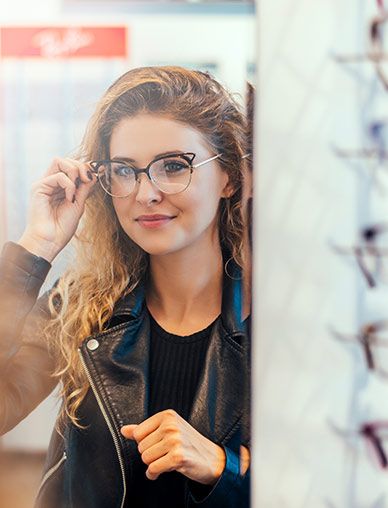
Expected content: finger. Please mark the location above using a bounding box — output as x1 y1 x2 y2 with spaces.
73 170 98 206
44 157 93 187
137 427 163 454
64 158 95 184
121 424 138 439
34 172 77 203
44 157 77 179
130 411 171 443
140 440 170 466
240 445 250 475
145 453 176 481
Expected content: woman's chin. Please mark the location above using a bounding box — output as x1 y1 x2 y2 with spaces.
135 239 184 257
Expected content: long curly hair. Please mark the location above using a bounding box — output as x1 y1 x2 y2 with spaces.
43 65 253 430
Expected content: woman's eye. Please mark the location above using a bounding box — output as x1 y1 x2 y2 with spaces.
113 165 133 177
163 160 188 172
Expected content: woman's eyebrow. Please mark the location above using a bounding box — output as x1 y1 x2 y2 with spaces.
111 150 185 163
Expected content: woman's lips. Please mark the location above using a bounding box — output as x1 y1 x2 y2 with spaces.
135 215 176 229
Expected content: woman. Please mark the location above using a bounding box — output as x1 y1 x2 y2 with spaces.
0 66 251 507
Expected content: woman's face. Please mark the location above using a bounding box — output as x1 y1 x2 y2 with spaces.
109 113 230 257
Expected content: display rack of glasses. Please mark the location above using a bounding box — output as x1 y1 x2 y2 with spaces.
328 1 388 505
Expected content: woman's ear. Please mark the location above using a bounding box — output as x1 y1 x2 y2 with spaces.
221 177 235 199
222 188 233 199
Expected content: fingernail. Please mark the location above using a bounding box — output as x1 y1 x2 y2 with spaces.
87 171 93 181
72 195 76 203
75 177 81 189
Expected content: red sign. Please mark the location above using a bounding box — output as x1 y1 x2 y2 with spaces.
0 26 128 58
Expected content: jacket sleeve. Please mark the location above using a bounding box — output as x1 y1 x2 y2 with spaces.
186 445 250 507
0 241 58 435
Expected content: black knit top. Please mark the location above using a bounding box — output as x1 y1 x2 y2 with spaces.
127 310 218 508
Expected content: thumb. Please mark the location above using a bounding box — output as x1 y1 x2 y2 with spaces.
121 424 138 439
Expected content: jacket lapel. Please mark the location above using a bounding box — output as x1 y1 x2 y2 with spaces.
188 259 249 448
80 281 151 472
187 319 247 447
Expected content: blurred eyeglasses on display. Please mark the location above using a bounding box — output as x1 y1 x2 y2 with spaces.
330 223 388 288
332 1 388 91
329 419 388 470
330 320 388 379
331 120 388 192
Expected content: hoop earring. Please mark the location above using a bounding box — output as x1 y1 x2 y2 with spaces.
224 257 242 281
112 230 120 243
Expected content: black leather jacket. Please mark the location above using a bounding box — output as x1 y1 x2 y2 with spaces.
0 241 250 508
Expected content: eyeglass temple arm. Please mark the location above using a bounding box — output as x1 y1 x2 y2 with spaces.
192 152 251 169
192 153 222 168
354 247 377 288
360 330 375 370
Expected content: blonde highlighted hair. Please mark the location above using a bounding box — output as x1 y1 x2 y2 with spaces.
43 66 253 430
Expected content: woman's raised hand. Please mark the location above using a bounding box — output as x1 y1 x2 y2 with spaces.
18 157 97 263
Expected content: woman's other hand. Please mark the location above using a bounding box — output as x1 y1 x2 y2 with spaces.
121 409 249 484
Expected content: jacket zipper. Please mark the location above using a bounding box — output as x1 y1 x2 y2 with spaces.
37 450 67 494
78 348 127 508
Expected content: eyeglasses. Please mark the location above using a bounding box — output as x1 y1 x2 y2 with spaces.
329 419 388 470
370 6 388 91
332 119 388 187
331 123 388 199
89 152 214 197
89 152 250 198
330 223 388 288
332 1 388 91
326 418 388 507
330 320 388 379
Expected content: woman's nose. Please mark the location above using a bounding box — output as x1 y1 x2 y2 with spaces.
134 173 162 205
